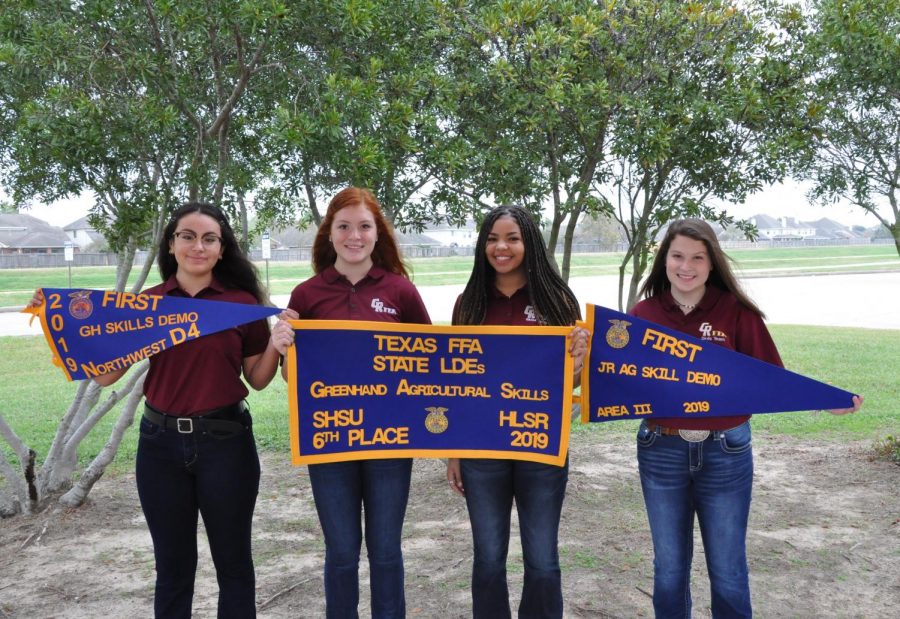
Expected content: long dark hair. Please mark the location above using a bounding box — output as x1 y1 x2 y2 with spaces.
158 202 268 304
639 218 764 317
454 205 581 326
312 187 410 279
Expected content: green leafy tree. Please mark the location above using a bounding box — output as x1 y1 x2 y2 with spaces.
599 0 807 309
802 0 900 256
433 0 620 280
0 0 291 514
260 0 453 233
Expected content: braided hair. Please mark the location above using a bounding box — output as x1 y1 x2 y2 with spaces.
454 205 581 326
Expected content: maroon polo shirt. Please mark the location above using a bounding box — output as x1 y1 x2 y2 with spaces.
453 285 541 326
288 265 431 324
142 276 271 415
630 286 783 430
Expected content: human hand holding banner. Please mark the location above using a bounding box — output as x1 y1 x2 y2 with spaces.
580 304 857 423
286 320 575 466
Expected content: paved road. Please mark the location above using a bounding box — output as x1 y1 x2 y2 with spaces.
3 271 898 337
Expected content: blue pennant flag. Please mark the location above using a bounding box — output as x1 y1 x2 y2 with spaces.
24 288 281 381
580 304 857 423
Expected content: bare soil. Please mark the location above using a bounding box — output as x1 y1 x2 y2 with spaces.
1 432 898 618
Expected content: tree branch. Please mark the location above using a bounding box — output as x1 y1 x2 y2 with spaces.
142 0 204 135
205 34 269 140
60 371 147 508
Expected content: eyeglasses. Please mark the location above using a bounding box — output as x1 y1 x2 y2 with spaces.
172 231 222 247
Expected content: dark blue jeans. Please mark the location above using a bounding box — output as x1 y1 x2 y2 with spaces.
135 410 260 619
636 421 754 619
460 458 568 619
308 458 413 619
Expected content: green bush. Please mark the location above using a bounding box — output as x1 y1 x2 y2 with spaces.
873 435 900 465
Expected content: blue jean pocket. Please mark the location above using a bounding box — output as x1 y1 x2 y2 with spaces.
636 422 657 448
720 422 752 453
139 416 163 440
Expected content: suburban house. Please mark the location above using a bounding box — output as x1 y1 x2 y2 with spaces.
746 215 867 241
419 218 478 248
749 215 817 239
0 213 70 254
63 216 104 250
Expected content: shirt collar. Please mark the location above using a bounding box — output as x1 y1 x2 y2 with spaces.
162 274 225 296
489 283 529 300
321 264 387 285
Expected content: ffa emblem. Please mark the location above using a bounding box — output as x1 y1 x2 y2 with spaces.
68 290 94 320
424 406 449 434
606 319 630 349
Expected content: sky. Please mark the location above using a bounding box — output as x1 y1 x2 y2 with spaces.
8 179 881 230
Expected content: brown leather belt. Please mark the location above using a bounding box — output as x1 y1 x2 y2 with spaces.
646 421 682 436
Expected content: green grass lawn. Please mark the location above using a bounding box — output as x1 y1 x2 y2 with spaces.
2 323 897 474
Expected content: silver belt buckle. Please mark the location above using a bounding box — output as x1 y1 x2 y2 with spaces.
678 429 710 442
176 418 193 433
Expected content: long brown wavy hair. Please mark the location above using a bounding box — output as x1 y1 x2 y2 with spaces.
158 202 268 304
639 218 764 317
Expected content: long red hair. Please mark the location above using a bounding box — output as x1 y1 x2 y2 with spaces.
312 187 410 278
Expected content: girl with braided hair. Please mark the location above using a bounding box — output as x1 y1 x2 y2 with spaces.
446 205 588 619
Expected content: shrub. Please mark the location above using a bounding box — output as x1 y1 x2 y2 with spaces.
872 435 900 465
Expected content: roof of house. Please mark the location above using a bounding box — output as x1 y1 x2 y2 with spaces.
0 213 70 249
63 216 93 230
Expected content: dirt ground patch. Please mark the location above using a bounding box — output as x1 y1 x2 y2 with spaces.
1 433 898 618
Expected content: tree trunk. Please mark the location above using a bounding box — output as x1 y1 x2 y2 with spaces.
238 193 250 253
625 225 650 311
626 249 643 311
35 380 90 496
0 487 16 517
560 209 581 283
114 241 137 291
546 209 564 257
617 244 635 312
45 381 103 494
131 215 164 294
0 415 36 515
57 367 146 479
60 370 147 507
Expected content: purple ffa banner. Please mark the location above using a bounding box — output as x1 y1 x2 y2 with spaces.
580 304 857 423
24 288 280 381
286 320 575 466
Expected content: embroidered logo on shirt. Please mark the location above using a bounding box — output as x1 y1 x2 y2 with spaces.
698 321 727 342
523 305 538 322
371 298 399 315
